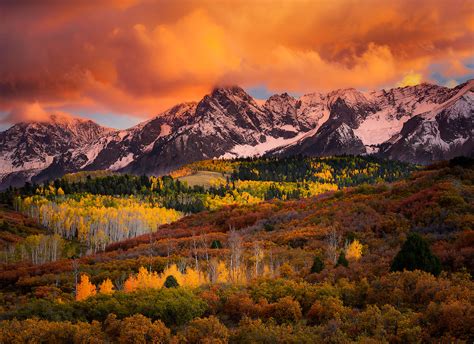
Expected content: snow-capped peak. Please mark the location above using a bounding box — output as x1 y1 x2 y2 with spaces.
1 80 472 189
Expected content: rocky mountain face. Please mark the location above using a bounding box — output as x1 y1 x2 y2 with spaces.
379 82 473 164
34 102 198 183
0 114 112 188
1 81 472 189
123 87 275 175
273 82 472 158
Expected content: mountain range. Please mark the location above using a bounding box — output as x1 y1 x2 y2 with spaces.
1 80 473 189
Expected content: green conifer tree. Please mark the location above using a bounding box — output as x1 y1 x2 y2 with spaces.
336 251 349 267
164 275 179 288
310 256 325 273
391 232 441 276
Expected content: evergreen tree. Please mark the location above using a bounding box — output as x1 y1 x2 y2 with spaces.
263 223 275 232
310 256 325 273
390 232 441 276
164 275 179 288
336 251 349 267
210 240 223 249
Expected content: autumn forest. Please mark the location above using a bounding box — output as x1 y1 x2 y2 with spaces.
0 156 472 343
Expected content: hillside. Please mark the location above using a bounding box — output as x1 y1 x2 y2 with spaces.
0 158 472 342
1 156 414 255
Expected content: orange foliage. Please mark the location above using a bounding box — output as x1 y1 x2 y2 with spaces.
76 275 96 301
123 264 207 292
99 278 114 295
123 275 139 293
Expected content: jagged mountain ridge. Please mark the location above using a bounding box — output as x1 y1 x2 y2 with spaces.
0 114 113 188
33 102 198 183
271 82 471 157
0 80 472 189
379 81 474 164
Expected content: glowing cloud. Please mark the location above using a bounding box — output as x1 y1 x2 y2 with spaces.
0 0 472 123
0 102 49 124
396 72 424 87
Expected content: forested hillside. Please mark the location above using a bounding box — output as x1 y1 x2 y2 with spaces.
0 157 472 342
0 156 415 256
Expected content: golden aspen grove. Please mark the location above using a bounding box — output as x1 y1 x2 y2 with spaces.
15 195 181 253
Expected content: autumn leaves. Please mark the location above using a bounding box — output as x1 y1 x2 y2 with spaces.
76 261 250 301
76 276 114 301
75 275 97 301
75 239 363 302
16 194 181 253
123 265 203 292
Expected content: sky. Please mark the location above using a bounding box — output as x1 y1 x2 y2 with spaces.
0 0 473 130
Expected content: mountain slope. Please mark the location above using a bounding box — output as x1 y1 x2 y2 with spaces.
379 81 474 164
0 81 472 189
0 160 472 342
0 114 112 187
123 87 277 175
33 103 198 183
273 82 469 157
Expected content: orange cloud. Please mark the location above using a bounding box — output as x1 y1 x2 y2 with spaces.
396 72 424 87
0 102 49 124
0 102 77 124
0 0 472 122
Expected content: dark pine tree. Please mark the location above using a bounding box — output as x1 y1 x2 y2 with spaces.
310 256 325 273
390 232 441 276
336 251 349 267
210 240 223 249
164 275 179 288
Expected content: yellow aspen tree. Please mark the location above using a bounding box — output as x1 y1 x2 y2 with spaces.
216 261 230 283
346 239 363 260
48 185 56 195
99 278 115 295
182 267 205 288
76 275 97 301
136 266 163 289
123 267 165 292
262 264 272 278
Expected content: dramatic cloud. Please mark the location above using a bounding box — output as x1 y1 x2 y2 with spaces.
0 0 473 124
396 72 423 87
0 102 78 125
0 102 50 124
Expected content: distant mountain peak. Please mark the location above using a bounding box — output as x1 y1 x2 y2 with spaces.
1 81 472 189
266 92 296 102
210 85 249 98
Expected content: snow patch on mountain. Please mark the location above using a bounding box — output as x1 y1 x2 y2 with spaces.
219 138 276 158
422 81 474 120
0 153 55 173
354 111 411 145
109 153 135 170
220 131 312 158
159 124 172 137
